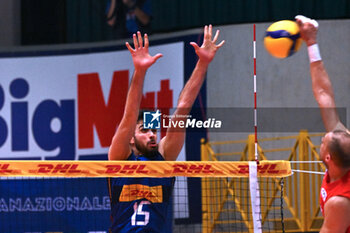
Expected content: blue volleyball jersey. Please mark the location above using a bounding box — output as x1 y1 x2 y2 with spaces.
108 151 175 233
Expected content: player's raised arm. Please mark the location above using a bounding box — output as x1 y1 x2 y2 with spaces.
296 15 347 132
108 32 162 160
158 25 225 161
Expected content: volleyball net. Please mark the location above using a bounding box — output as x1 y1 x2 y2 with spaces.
0 160 291 233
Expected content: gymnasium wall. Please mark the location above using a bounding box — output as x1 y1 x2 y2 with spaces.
0 0 21 46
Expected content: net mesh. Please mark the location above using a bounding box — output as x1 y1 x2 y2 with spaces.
0 161 289 233
201 177 285 233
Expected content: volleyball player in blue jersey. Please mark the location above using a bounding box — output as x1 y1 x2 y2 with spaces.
107 25 224 232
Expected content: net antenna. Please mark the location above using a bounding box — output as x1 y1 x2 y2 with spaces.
249 24 263 233
253 24 258 164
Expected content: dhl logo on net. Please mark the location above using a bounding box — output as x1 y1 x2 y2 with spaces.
0 163 288 176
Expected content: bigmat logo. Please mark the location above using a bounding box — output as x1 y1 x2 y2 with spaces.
0 42 184 160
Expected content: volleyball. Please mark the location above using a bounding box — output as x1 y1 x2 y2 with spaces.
264 20 302 59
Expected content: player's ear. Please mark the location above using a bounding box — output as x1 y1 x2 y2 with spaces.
130 136 135 145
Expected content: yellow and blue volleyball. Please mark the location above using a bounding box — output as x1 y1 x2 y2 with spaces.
264 20 302 59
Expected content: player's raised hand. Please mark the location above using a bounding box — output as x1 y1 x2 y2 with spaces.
126 31 163 71
295 15 318 46
190 25 225 64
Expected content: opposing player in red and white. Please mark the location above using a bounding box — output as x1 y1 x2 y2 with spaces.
296 15 350 233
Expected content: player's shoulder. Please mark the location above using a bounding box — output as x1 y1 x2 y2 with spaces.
323 196 350 232
326 195 350 209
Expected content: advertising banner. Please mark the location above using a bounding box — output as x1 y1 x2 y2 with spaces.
0 41 186 231
0 42 184 161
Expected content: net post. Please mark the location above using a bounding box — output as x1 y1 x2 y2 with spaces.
201 138 209 161
248 134 256 161
201 138 210 233
298 130 310 231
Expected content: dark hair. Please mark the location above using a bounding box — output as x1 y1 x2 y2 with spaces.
137 110 144 122
328 130 350 168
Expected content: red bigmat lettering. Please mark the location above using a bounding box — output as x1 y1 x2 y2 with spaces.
140 92 155 110
157 80 173 138
78 71 128 148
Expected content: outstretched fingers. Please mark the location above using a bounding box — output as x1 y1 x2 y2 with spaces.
208 24 212 40
153 53 163 62
210 28 225 48
144 34 149 48
137 31 143 48
216 40 225 48
132 33 138 49
125 42 134 53
126 32 149 52
212 29 220 43
190 42 200 52
204 25 209 40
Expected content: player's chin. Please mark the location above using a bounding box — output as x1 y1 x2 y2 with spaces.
148 144 158 151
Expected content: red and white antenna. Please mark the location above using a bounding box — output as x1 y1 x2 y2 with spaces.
253 24 259 163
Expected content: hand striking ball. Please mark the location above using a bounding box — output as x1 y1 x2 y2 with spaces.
264 20 302 59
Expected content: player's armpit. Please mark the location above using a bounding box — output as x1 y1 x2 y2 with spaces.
332 121 348 132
